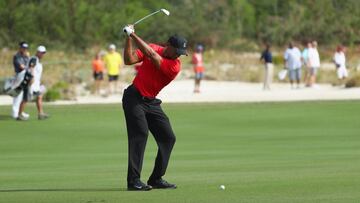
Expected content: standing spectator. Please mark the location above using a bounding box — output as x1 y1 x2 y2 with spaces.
104 44 123 94
307 41 321 87
284 42 302 89
29 46 49 120
302 41 312 86
12 42 30 120
92 52 105 95
192 44 205 93
333 45 348 84
260 43 273 90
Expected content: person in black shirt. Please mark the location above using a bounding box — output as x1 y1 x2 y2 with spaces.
12 42 30 120
260 43 273 90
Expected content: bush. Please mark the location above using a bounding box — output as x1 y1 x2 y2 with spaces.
44 88 61 101
52 81 70 90
43 81 73 101
272 55 283 66
345 73 360 88
0 78 5 94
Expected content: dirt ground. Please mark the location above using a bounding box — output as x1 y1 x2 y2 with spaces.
1 80 359 106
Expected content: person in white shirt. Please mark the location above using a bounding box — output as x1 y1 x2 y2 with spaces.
302 42 312 86
28 45 49 120
333 45 348 83
284 42 302 88
307 41 321 87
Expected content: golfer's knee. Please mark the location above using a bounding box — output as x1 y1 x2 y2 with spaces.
168 133 176 145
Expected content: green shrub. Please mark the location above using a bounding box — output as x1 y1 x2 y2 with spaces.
345 73 360 88
52 81 70 90
43 81 73 101
272 55 283 66
44 88 61 101
0 78 5 94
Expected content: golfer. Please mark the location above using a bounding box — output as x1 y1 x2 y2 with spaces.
122 24 187 191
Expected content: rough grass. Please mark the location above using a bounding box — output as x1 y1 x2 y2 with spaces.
0 101 360 203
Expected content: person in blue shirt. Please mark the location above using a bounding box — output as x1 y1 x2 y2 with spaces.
260 43 273 90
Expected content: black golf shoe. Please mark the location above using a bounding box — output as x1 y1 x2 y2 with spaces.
147 179 177 189
127 179 152 191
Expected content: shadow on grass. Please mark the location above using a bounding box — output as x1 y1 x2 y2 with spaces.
0 188 128 192
0 114 13 120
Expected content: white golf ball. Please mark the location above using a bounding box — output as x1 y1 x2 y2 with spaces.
219 185 225 190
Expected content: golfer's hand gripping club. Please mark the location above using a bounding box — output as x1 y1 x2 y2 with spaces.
123 25 135 36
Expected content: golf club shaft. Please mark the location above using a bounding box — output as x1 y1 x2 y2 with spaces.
134 10 160 25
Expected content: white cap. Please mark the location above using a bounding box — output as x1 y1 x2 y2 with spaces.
37 45 46 53
109 44 116 50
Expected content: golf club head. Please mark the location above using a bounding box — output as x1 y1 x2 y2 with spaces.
161 9 170 16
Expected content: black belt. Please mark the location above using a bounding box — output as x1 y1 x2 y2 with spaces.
128 84 156 102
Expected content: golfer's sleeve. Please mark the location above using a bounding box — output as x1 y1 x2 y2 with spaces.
160 59 180 79
135 49 144 61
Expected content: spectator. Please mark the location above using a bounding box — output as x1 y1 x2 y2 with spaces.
302 41 312 86
104 44 123 94
284 42 302 89
192 44 205 93
333 45 348 85
92 52 105 95
12 42 30 120
307 41 321 87
260 43 273 90
28 45 49 120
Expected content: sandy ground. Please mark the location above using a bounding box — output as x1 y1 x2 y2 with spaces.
1 80 360 106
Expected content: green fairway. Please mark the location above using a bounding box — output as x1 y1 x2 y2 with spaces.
0 101 360 203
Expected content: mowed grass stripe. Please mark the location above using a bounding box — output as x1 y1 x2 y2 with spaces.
0 101 359 203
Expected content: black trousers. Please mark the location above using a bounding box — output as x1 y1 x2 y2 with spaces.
122 85 176 184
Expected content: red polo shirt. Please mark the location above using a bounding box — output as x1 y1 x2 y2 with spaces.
133 44 181 98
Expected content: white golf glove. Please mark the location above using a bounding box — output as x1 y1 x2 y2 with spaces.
123 25 134 36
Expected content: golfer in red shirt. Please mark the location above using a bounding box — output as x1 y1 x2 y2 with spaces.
123 25 187 191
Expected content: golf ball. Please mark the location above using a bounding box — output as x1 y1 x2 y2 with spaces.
220 185 225 190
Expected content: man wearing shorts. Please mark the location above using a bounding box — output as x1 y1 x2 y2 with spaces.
92 52 105 95
284 42 302 89
302 41 312 86
307 41 321 87
18 46 49 120
192 44 204 93
122 24 187 191
28 46 49 120
104 44 123 94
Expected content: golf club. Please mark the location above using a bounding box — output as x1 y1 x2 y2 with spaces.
133 8 170 25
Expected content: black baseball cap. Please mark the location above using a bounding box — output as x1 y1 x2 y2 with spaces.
19 41 29 49
168 35 188 56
